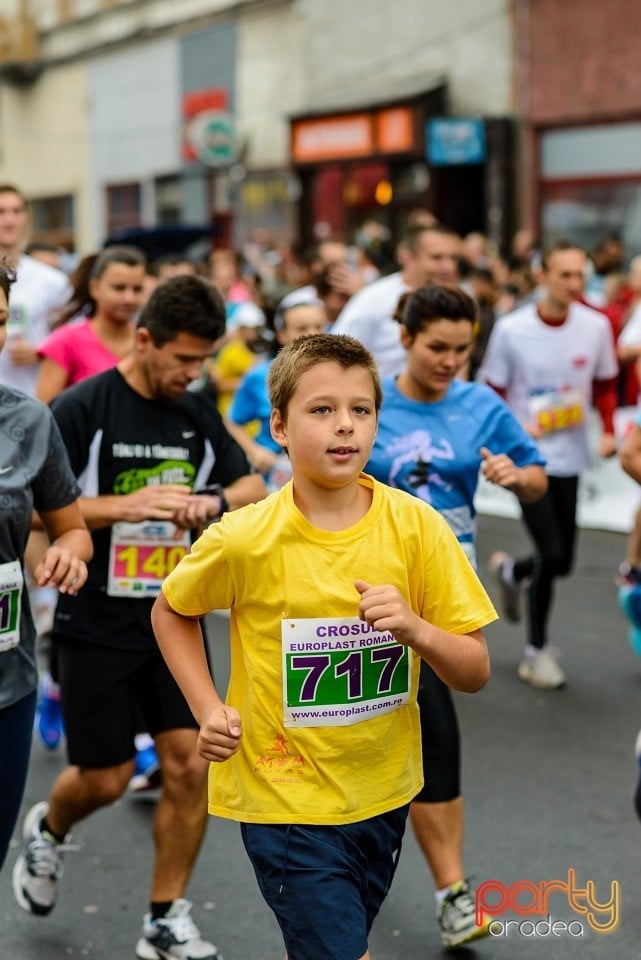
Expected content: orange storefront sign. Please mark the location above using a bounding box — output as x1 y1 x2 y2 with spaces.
292 114 374 163
376 107 415 153
292 106 416 164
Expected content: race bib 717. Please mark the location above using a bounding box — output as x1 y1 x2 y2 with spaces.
282 616 411 728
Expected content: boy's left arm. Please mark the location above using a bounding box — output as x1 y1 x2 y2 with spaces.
355 579 490 692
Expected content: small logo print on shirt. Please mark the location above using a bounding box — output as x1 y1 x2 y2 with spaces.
572 356 588 368
182 430 196 439
254 733 305 784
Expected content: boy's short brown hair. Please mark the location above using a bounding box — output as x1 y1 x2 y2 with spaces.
267 333 382 418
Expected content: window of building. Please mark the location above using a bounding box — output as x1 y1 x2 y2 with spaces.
312 162 390 240
155 175 183 226
106 182 142 234
541 179 641 258
235 170 296 247
30 193 74 249
540 123 641 259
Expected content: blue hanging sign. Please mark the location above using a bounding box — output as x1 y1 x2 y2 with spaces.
426 117 486 166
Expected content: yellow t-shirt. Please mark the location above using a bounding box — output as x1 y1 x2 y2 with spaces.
212 340 256 415
162 474 497 825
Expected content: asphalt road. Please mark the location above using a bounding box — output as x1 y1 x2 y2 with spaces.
2 515 640 960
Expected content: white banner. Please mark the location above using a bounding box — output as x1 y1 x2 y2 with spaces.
475 410 640 534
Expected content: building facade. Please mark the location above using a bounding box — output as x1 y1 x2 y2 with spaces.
516 0 641 259
0 0 515 253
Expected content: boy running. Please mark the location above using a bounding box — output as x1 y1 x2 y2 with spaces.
152 333 495 960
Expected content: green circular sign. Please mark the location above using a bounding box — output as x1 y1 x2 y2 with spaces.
189 110 237 167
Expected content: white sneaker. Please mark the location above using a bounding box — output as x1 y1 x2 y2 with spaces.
488 551 522 623
518 647 566 689
135 899 220 960
12 802 72 916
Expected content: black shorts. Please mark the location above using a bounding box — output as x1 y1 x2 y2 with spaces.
414 661 461 803
55 636 201 768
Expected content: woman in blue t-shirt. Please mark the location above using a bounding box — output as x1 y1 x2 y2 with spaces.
367 283 547 948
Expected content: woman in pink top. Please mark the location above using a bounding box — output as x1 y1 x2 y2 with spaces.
36 246 146 404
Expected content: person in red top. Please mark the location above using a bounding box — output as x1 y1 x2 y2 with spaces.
480 242 618 689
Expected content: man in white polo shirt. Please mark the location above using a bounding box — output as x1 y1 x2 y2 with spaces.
332 222 461 376
481 241 618 689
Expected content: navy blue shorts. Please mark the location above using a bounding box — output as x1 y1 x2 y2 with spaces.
241 804 409 960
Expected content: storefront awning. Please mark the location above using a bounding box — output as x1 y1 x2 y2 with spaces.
288 73 447 121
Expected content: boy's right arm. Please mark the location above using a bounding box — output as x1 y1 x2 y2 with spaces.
151 593 242 761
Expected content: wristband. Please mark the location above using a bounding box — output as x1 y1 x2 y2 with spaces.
196 484 229 519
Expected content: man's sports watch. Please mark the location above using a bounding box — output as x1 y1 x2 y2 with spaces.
195 484 229 520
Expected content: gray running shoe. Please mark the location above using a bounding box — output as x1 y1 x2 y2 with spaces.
437 879 490 948
12 801 70 916
488 551 522 623
135 899 220 960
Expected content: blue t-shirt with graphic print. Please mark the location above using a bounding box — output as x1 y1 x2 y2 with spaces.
367 377 545 554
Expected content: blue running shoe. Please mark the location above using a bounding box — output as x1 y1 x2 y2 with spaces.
35 680 64 751
618 585 641 657
129 743 162 794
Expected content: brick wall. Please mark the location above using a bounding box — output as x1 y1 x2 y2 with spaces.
527 0 641 124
